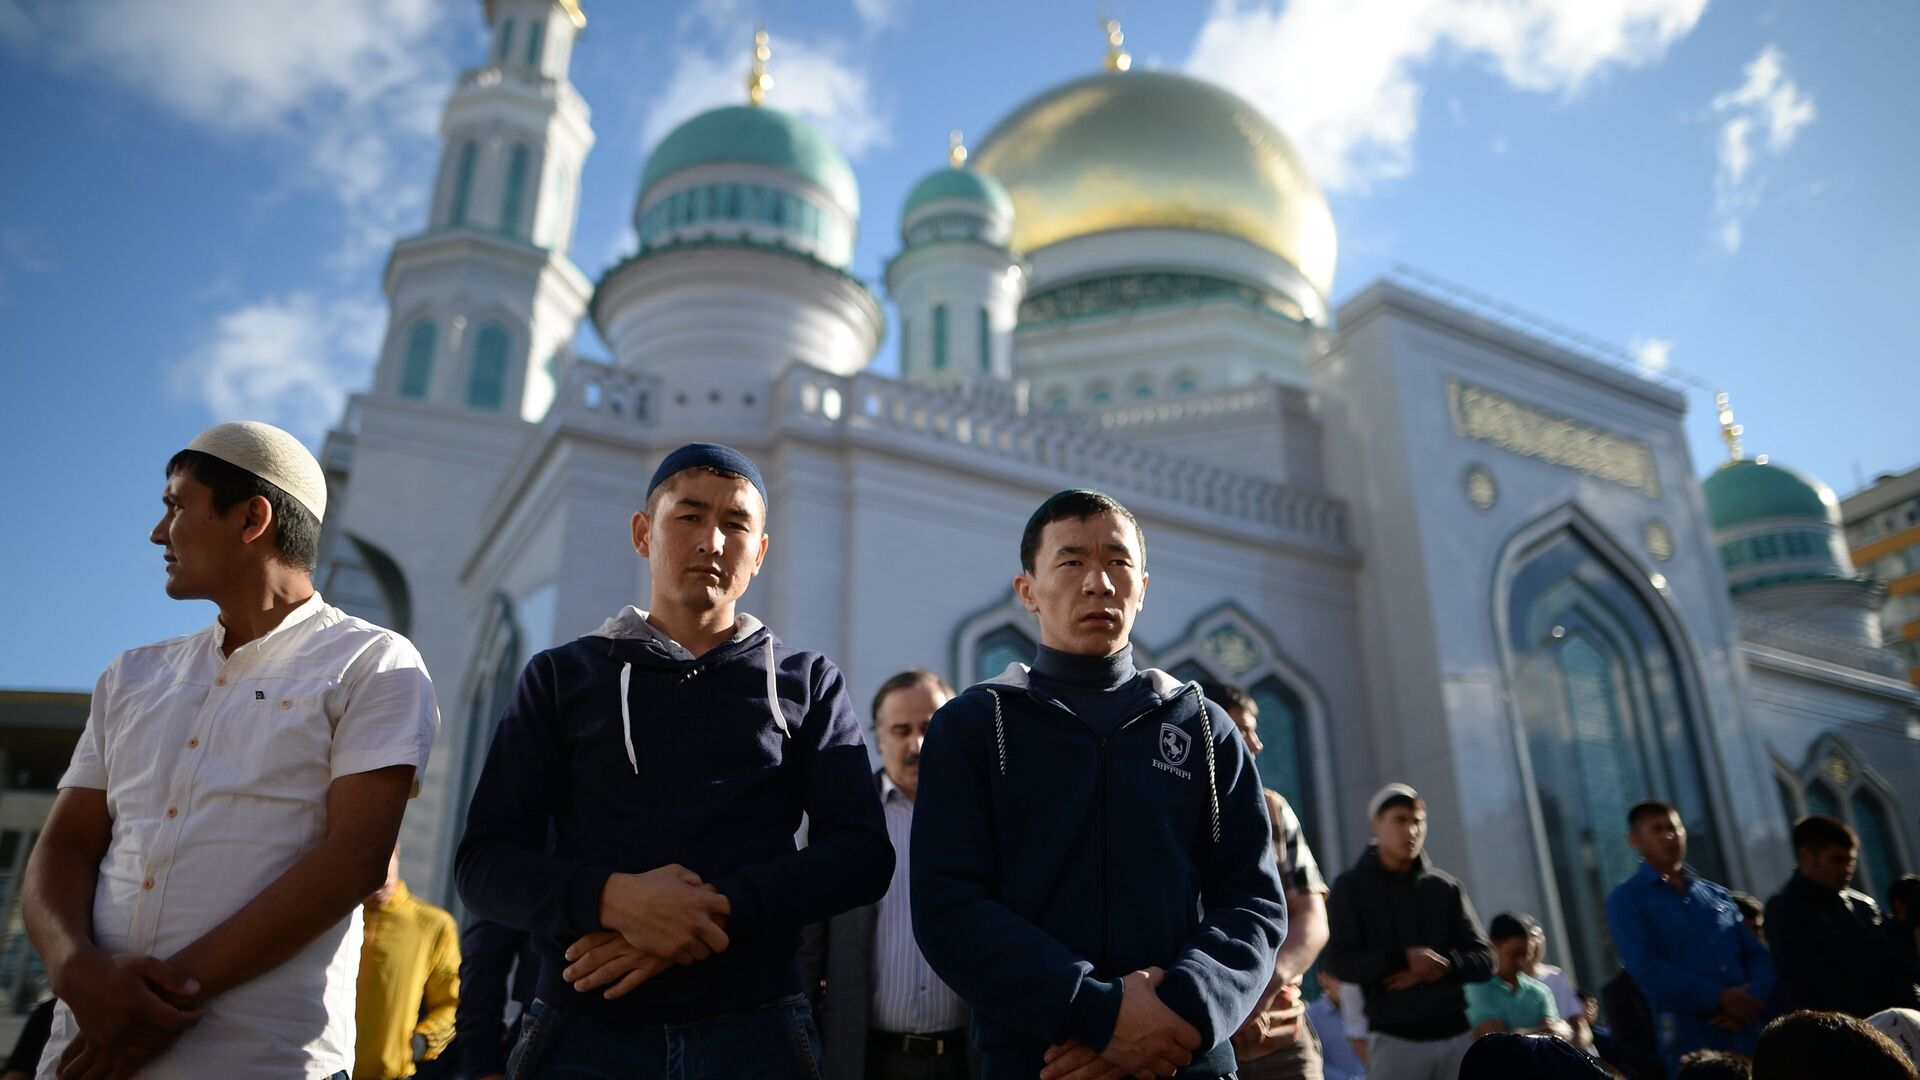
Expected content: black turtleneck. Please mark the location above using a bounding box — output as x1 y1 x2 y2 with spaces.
1029 643 1157 737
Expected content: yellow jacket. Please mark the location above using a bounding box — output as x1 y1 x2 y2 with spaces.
355 882 461 1080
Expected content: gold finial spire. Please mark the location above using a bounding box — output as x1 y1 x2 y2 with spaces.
747 25 773 105
1716 391 1745 462
948 129 968 168
1101 16 1132 72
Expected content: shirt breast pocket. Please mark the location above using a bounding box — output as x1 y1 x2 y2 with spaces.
207 680 337 799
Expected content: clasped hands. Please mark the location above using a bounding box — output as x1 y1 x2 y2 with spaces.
563 864 731 1000
1039 968 1203 1080
53 950 204 1080
1708 984 1765 1032
1381 946 1450 991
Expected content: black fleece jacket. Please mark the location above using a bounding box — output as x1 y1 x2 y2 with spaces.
1323 846 1495 1040
454 609 893 1026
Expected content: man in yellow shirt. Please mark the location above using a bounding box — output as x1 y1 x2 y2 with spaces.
356 849 460 1080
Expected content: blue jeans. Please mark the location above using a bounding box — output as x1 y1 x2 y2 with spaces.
506 994 827 1080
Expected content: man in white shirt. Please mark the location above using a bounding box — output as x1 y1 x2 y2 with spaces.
805 669 975 1080
23 421 440 1079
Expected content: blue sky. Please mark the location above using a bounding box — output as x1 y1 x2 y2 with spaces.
0 0 1913 691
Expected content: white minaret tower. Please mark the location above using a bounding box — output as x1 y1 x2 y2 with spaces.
368 0 594 421
885 132 1025 385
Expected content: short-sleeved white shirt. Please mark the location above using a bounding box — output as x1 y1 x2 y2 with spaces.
39 593 439 1080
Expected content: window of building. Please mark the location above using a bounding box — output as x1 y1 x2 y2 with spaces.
974 624 1035 683
1852 790 1902 902
978 307 991 372
1133 383 1155 399
932 305 949 371
399 321 436 399
1087 385 1113 406
523 19 543 67
495 19 514 62
501 145 530 237
450 141 478 226
467 324 510 411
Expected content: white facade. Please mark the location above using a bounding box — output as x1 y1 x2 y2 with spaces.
318 7 1920 989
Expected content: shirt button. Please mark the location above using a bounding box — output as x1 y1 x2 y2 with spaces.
187 738 199 748
280 700 292 710
216 676 226 686
142 878 154 890
165 807 178 818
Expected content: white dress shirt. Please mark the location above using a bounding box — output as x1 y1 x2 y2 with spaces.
39 594 439 1079
870 773 968 1034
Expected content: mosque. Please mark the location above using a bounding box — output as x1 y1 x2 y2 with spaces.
315 0 1920 988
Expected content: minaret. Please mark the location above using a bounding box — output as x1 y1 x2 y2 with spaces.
368 0 595 421
885 131 1025 384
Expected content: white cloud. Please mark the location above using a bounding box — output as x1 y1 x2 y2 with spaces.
1628 335 1673 374
1186 0 1707 192
168 293 385 442
641 34 889 161
1707 46 1815 252
8 0 455 271
852 0 900 30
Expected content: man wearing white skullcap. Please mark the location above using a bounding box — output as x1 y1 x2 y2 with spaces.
23 421 442 1080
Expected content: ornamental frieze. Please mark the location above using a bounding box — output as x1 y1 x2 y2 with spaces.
1445 378 1661 497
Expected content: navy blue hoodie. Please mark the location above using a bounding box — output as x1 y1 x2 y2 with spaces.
909 663 1286 1078
454 608 893 1025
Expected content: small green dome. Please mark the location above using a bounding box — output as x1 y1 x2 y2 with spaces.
640 106 858 215
1702 459 1839 530
903 167 1013 220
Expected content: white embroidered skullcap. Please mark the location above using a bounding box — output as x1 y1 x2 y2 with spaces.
1368 782 1422 819
1869 1009 1920 1067
183 421 327 523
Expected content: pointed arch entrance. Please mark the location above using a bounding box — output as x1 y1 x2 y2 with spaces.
1496 507 1728 987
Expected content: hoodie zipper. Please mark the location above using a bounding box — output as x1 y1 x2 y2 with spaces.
1024 684 1197 975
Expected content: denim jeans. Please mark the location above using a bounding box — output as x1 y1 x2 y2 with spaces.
507 994 827 1080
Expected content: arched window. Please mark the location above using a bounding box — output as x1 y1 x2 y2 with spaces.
501 145 530 237
974 624 1035 683
495 19 514 62
978 307 992 372
932 305 949 371
1087 384 1113 406
899 317 911 372
317 534 413 636
1805 780 1840 821
522 19 543 67
1133 383 1156 399
1853 790 1902 901
1506 527 1723 988
1249 675 1319 849
449 141 477 227
467 325 510 411
399 321 436 399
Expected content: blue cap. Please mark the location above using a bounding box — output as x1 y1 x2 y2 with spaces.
647 443 767 508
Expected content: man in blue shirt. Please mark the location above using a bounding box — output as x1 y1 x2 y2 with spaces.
1604 801 1772 1077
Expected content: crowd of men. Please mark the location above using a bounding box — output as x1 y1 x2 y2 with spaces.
10 424 1920 1080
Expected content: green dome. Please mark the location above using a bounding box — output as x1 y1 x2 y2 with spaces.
640 106 858 215
1702 459 1839 530
903 167 1013 220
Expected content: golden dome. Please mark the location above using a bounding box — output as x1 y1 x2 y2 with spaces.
972 70 1336 298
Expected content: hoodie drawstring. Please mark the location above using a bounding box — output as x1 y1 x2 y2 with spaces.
619 662 638 774
1194 686 1221 845
766 635 790 738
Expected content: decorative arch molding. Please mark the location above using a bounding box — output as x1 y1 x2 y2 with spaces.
1490 499 1740 988
317 532 413 637
949 592 1045 688
1777 733 1914 900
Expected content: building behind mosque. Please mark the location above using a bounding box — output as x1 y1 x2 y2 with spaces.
308 0 1920 991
